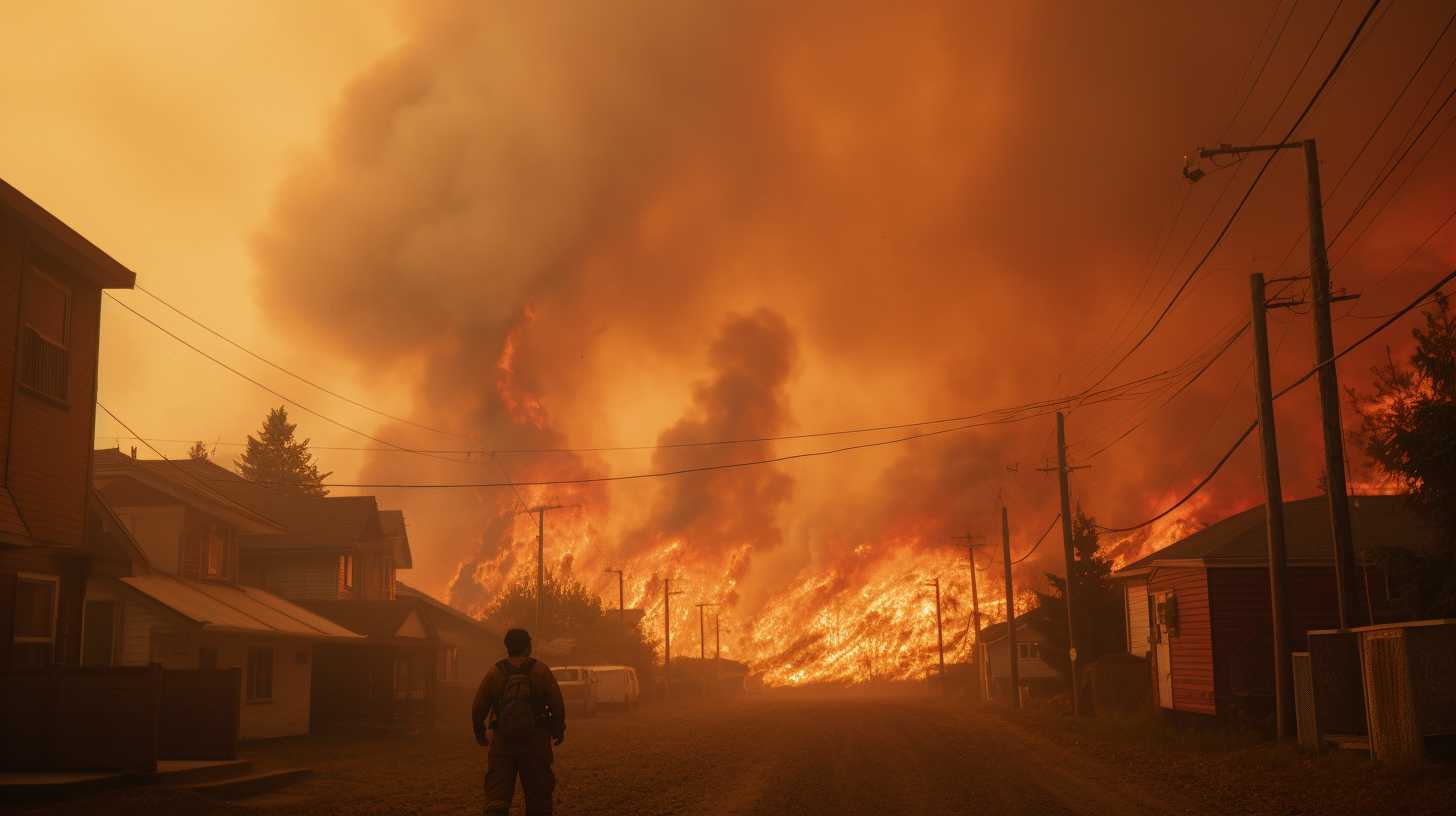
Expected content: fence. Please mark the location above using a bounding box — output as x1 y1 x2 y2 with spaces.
159 668 240 760
0 665 162 772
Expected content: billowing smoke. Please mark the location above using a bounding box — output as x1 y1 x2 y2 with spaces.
252 0 1456 680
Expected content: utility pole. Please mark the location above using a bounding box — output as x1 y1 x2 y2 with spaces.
950 532 986 696
1002 506 1020 710
695 602 718 660
1193 140 1361 628
714 614 721 660
526 504 569 631
925 578 946 684
604 568 626 628
1044 412 1085 715
663 579 683 698
1251 271 1295 740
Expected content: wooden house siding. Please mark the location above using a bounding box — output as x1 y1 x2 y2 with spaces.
1205 566 1343 712
1149 566 1215 715
1125 578 1151 657
248 553 341 601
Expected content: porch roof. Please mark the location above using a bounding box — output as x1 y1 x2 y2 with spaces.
120 574 361 640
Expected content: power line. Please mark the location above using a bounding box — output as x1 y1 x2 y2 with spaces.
1252 0 1346 141
130 285 465 440
104 292 476 469
1080 0 1384 398
1222 0 1303 140
1099 263 1456 533
992 512 1061 566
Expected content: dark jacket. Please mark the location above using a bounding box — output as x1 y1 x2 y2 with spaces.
471 657 567 741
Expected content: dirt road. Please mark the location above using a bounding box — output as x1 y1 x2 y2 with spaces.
19 691 1456 815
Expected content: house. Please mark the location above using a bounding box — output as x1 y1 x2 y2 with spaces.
0 178 134 672
1112 494 1435 720
396 580 501 686
977 616 1062 702
90 450 362 739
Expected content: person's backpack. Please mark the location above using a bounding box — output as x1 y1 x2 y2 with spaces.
494 658 539 742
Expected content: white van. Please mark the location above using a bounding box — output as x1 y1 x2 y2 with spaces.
551 666 599 717
588 665 640 711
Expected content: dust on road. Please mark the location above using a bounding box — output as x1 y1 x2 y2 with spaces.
16 691 1455 815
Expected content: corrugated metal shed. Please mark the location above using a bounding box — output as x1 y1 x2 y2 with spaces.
120 574 361 640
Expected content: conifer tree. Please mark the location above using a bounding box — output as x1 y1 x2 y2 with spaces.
187 441 210 461
235 406 330 497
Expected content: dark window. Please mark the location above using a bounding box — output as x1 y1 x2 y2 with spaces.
82 601 117 666
199 647 218 670
19 270 70 403
13 576 58 668
1017 642 1040 660
246 646 274 701
341 555 354 591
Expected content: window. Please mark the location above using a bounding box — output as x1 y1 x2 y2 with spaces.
341 554 354 591
205 525 227 578
13 575 59 669
18 269 70 403
440 646 460 682
386 562 397 600
1017 642 1040 661
82 601 118 666
246 646 274 701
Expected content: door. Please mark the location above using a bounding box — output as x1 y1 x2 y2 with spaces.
82 601 118 666
1154 591 1174 709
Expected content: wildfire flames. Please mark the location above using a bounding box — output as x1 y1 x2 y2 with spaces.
249 2 1456 683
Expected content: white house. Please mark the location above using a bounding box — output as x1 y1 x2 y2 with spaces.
977 617 1062 702
89 450 361 739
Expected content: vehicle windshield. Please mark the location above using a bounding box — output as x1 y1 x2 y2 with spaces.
552 669 580 682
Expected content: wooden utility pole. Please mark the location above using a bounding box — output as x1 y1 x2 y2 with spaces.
604 568 626 627
950 533 986 696
1052 412 1083 715
527 504 569 631
663 579 683 697
1300 139 1361 629
1196 140 1361 628
926 578 946 682
696 602 718 660
1251 271 1295 740
1002 506 1020 710
714 614 721 660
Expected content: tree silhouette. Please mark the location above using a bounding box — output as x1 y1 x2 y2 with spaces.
235 406 330 497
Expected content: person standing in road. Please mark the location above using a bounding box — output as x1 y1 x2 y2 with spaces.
472 628 567 816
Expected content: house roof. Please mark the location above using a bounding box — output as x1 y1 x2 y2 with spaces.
1 177 136 289
120 573 361 640
396 581 496 638
86 490 150 570
93 450 283 534
977 614 1049 645
1114 494 1439 576
378 510 413 568
301 598 433 641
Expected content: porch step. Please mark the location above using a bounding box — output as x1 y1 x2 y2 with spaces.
1325 733 1372 752
184 768 313 799
0 771 128 803
151 759 254 786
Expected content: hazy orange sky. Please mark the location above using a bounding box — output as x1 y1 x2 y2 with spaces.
1 1 403 473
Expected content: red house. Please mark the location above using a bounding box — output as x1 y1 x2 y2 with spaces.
1113 494 1435 720
0 179 134 672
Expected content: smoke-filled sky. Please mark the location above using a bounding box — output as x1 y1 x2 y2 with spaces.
6 0 1456 679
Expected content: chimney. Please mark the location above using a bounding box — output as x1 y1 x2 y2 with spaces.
130 446 137 460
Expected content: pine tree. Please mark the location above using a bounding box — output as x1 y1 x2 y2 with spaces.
1033 507 1125 677
1351 293 1456 615
235 406 330 497
187 441 210 462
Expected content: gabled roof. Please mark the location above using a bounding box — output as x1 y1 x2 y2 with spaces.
1 177 135 289
1115 494 1439 575
93 449 283 534
396 581 496 638
301 598 434 642
378 510 413 568
86 490 150 571
977 613 1050 646
120 573 361 640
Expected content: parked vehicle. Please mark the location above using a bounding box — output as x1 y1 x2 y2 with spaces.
589 665 641 710
551 666 598 717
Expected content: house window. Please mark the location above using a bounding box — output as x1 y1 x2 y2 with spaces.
1017 642 1040 661
18 269 70 404
246 646 274 701
82 600 118 666
205 525 227 578
440 646 460 682
386 562 397 600
341 555 354 591
13 575 60 669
